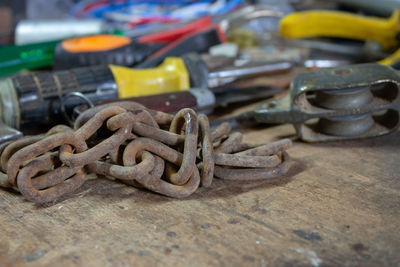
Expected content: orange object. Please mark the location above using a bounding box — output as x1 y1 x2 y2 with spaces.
61 34 131 53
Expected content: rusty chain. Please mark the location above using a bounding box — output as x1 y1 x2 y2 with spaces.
0 102 292 204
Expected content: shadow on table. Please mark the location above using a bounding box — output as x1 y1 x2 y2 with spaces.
31 157 305 208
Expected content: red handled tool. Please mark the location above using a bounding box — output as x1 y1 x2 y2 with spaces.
53 17 224 69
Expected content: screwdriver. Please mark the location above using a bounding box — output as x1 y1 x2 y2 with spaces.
0 53 292 131
0 17 221 77
0 40 59 77
54 17 222 69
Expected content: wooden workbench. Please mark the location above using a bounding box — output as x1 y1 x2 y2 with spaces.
0 124 399 266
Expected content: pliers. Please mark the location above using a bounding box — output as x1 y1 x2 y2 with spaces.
279 9 400 67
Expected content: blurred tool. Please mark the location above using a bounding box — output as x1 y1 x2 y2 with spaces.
206 59 293 88
132 4 292 68
0 53 292 131
54 34 164 69
0 41 58 77
15 19 112 45
333 0 400 16
228 28 386 62
121 3 286 39
2 4 291 74
280 10 400 66
280 10 400 51
215 3 287 33
71 0 243 23
0 65 117 131
235 46 353 75
209 43 239 58
119 24 225 69
74 86 283 117
218 64 400 142
54 3 289 69
54 17 225 69
0 17 222 76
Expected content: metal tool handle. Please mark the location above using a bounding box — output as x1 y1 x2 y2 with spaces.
6 65 118 130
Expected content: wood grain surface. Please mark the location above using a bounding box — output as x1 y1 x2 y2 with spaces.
0 124 399 266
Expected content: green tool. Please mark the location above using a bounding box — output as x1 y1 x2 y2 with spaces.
0 40 58 77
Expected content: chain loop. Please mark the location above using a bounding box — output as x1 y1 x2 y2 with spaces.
7 132 87 186
0 102 293 204
17 153 86 204
197 114 214 187
214 151 291 180
166 109 198 185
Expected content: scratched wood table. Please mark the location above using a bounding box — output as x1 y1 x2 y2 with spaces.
0 123 399 266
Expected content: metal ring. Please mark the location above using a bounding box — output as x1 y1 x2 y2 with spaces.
60 92 95 126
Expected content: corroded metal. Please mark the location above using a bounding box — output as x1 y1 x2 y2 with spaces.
17 153 86 204
166 109 198 185
0 103 293 204
198 114 214 187
214 151 291 180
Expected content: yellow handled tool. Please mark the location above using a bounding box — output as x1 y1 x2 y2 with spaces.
0 57 193 130
110 58 189 98
280 10 400 51
280 10 400 67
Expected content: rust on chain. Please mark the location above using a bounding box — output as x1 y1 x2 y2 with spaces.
214 132 243 154
60 107 133 167
74 102 146 129
110 101 174 125
108 109 157 129
122 138 183 167
0 139 12 187
165 109 198 185
7 132 87 186
26 152 83 190
211 122 232 142
121 138 200 197
17 153 86 204
214 151 291 180
212 138 292 169
74 101 173 129
0 101 294 203
213 153 280 168
87 150 155 181
46 125 74 136
108 109 184 146
74 106 127 140
0 135 44 172
198 114 214 187
122 154 200 198
0 171 9 188
132 123 185 145
121 154 165 189
234 139 292 156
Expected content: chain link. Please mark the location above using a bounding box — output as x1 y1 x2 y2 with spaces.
0 101 293 204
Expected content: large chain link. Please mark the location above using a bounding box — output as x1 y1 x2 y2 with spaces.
0 102 292 204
